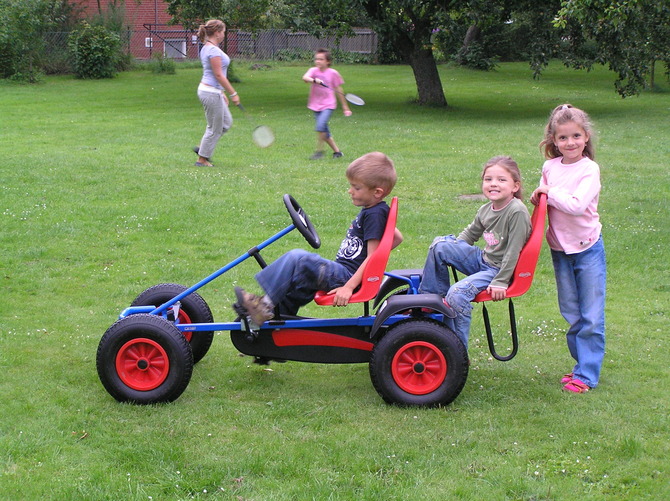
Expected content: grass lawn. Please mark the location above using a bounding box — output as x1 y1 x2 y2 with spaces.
0 60 668 500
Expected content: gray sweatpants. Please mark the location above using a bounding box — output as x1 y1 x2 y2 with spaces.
197 89 233 159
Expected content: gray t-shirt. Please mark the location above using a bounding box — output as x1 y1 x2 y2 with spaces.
199 44 230 89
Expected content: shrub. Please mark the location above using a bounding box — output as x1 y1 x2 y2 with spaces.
274 47 313 62
68 21 121 79
454 41 498 71
149 53 176 74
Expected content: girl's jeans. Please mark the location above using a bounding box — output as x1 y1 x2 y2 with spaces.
255 249 352 316
418 235 499 348
551 235 606 388
198 89 233 159
313 109 333 138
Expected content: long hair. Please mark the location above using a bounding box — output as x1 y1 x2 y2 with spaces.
197 19 225 43
540 104 596 160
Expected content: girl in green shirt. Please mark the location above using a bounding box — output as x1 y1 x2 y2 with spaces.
418 156 531 349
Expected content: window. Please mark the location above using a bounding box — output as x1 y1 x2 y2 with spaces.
164 39 186 58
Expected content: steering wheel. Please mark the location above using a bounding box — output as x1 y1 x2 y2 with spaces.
283 194 321 249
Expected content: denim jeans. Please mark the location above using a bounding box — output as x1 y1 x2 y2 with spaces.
255 249 352 316
551 235 606 388
313 109 333 138
418 235 500 348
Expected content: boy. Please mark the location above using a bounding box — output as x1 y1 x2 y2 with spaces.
235 152 403 326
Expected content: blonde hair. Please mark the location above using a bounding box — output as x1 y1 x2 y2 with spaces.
540 104 596 160
197 19 225 43
482 155 524 200
346 152 397 196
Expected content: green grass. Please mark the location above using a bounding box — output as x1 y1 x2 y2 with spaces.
1 61 669 500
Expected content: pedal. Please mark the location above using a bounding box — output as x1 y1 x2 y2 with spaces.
233 302 260 342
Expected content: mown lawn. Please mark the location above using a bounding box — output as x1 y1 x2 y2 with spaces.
0 60 668 500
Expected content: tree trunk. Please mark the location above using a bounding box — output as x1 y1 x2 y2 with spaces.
462 25 481 50
408 47 447 106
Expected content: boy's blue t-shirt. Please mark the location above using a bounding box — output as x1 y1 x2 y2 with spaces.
335 201 389 274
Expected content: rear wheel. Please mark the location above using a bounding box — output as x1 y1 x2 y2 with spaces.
132 283 214 363
96 314 193 404
369 319 468 407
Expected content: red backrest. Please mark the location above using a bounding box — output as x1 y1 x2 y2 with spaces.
473 194 547 302
314 197 398 305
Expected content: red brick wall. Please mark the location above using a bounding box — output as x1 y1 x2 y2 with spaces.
80 1 194 59
79 0 176 29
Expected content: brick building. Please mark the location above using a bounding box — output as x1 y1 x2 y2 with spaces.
80 0 198 60
79 1 377 60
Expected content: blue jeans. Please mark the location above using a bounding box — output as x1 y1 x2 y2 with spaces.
255 249 352 316
418 235 499 348
552 235 606 388
313 109 333 138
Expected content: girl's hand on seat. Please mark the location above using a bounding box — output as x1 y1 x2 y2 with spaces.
487 286 507 301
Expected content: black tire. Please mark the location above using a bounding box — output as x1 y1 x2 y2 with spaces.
132 283 214 364
96 314 194 404
369 319 469 407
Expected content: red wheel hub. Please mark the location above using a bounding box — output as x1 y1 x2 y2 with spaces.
391 341 447 395
174 309 193 342
116 338 169 391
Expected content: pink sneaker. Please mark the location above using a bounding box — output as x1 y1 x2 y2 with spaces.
563 378 590 393
560 373 574 384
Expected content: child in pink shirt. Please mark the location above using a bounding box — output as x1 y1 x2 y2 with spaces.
302 49 351 160
531 104 606 394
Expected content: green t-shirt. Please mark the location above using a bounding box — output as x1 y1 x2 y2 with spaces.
458 198 531 288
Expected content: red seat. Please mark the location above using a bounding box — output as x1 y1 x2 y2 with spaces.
473 194 547 302
314 197 398 306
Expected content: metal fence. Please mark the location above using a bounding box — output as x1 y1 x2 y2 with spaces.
46 28 378 62
143 27 378 61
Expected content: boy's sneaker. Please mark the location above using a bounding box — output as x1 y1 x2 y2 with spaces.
234 287 273 326
310 151 324 160
332 151 344 158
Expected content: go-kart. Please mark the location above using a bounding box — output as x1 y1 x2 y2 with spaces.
96 194 546 407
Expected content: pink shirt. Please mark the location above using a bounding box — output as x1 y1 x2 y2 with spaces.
305 67 344 111
541 156 602 254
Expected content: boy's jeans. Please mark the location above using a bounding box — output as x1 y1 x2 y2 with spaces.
418 235 499 348
551 235 606 388
255 249 352 316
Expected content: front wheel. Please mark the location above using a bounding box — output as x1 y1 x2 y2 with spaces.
131 283 214 364
96 314 194 404
369 319 468 407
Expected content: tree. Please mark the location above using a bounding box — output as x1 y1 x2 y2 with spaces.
0 0 75 81
277 0 462 106
165 0 669 104
554 0 670 96
165 0 273 30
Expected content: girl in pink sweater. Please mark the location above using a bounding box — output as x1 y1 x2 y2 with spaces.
531 104 606 393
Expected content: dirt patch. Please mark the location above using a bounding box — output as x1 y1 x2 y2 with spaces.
457 193 487 201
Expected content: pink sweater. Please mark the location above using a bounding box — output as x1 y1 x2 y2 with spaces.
540 156 602 254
